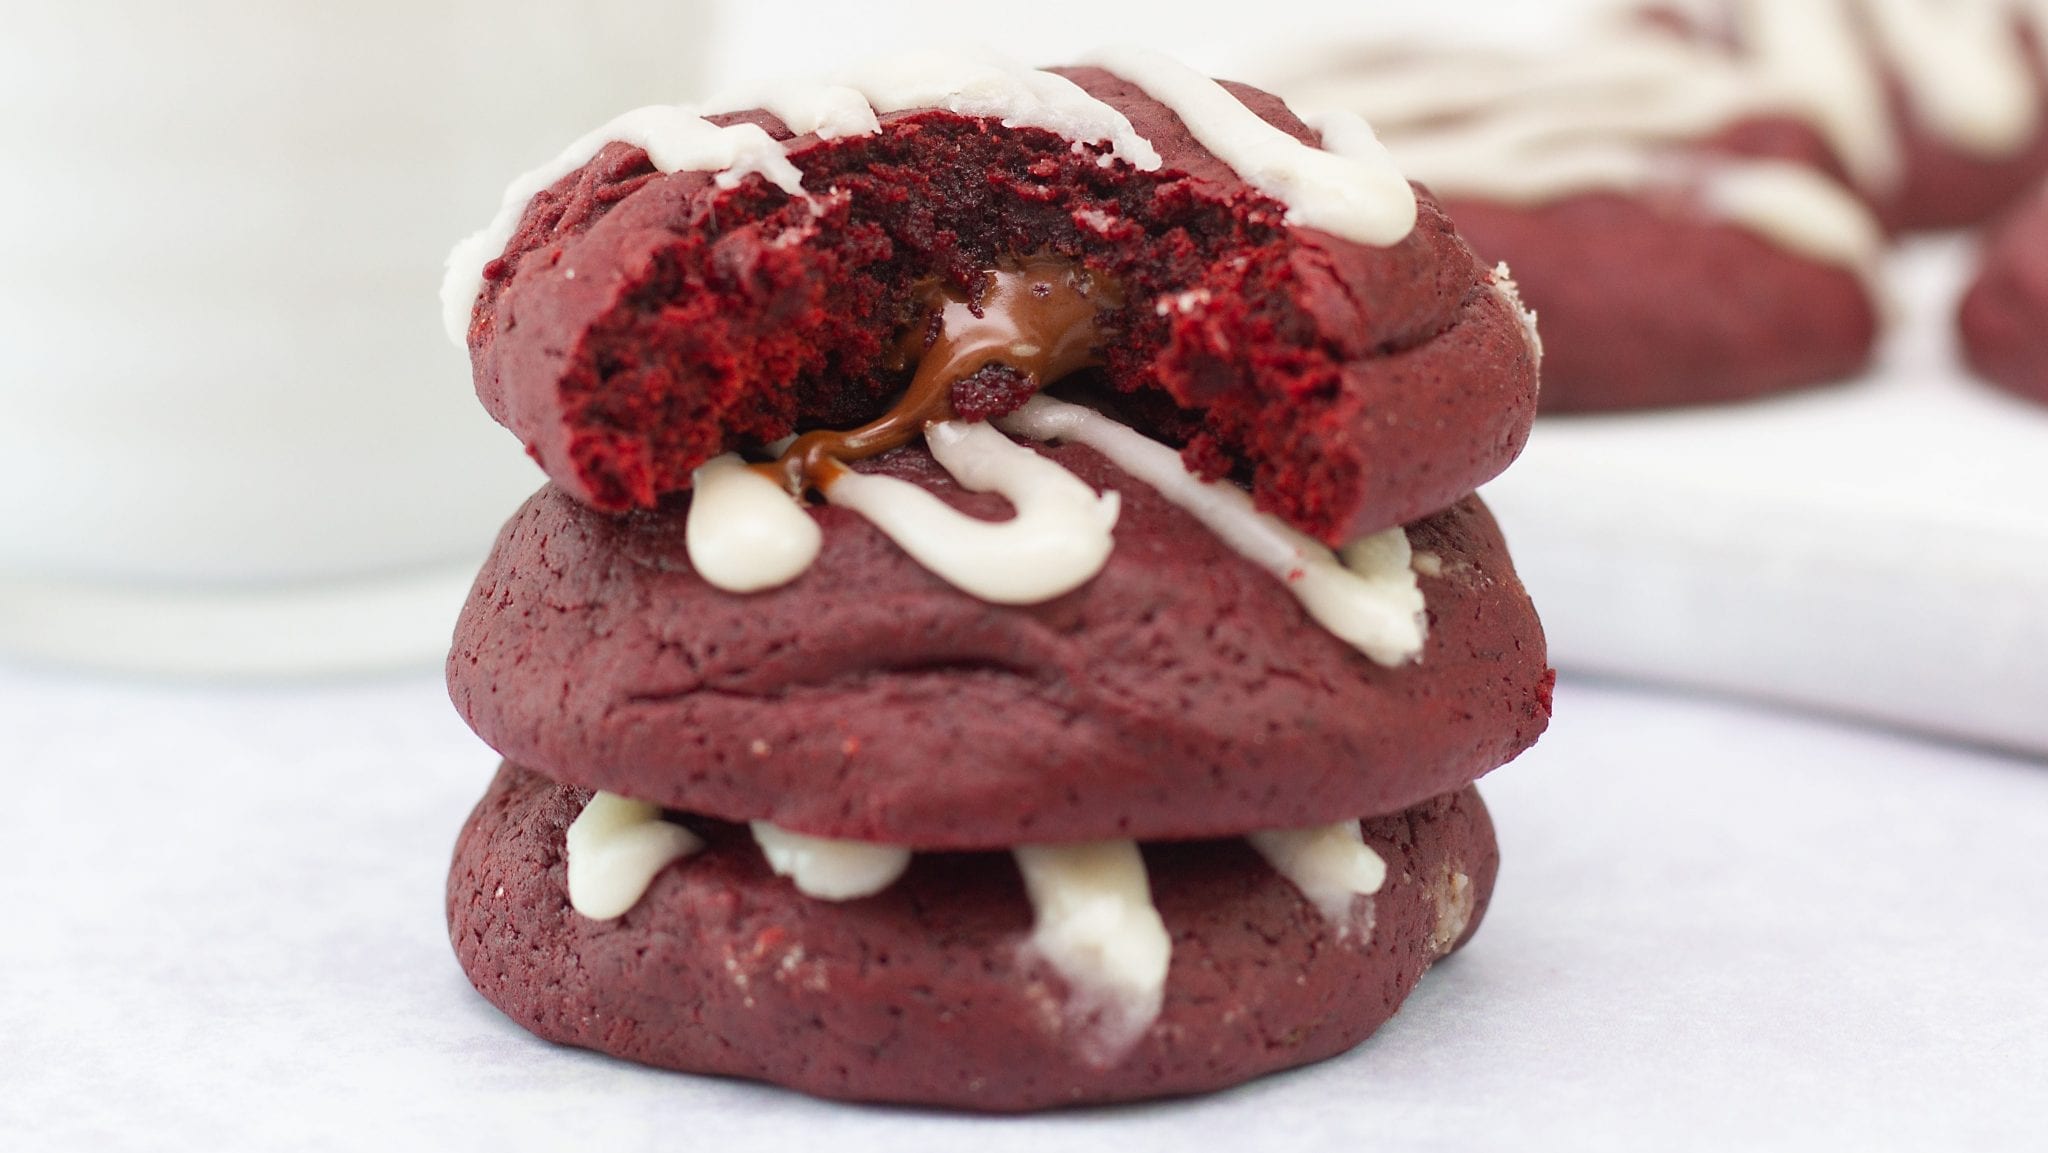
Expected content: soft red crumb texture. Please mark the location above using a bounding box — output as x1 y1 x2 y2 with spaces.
448 765 1499 1112
466 69 1539 544
447 445 1551 848
1960 189 2048 404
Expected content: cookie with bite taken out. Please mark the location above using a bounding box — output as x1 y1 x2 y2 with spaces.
439 48 1551 1111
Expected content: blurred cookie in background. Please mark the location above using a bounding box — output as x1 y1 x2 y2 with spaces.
1277 31 1885 413
1960 181 2048 404
1639 0 2048 232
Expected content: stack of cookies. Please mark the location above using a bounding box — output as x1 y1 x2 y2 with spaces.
440 49 1553 1110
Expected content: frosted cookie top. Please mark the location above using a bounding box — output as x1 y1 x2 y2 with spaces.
1649 0 2048 189
443 46 1417 346
1277 29 1885 273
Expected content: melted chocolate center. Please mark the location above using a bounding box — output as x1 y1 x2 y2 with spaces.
758 256 1119 493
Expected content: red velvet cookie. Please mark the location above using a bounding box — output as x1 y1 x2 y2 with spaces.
1960 183 2048 404
1279 38 1885 413
447 442 1551 848
1443 195 1879 413
1643 0 2048 232
444 57 1539 545
448 763 1499 1112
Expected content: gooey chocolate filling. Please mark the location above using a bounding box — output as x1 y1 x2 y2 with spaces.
757 255 1121 495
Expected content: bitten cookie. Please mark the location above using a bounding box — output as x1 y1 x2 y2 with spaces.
449 764 1500 1112
1279 33 1885 413
440 47 1553 1112
1960 182 2048 403
449 444 1551 847
442 51 1540 544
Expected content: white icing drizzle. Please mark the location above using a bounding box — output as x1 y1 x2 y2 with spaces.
998 396 1428 667
829 49 1163 170
1722 0 1900 190
1697 160 1888 270
1281 33 1884 274
1247 822 1387 939
678 396 1432 660
685 454 821 593
558 794 1423 1037
440 106 807 344
822 418 1121 606
1083 47 1418 246
564 792 704 921
445 48 1428 345
748 85 883 141
1674 0 2048 187
1013 840 1172 1064
749 822 912 901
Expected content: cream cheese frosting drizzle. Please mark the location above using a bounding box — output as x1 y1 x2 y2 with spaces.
999 395 1429 667
1012 840 1173 1064
1282 33 1885 275
687 391 1431 651
1676 0 2048 187
1247 822 1387 940
441 107 806 344
685 454 822 593
749 822 913 900
564 792 704 920
830 49 1163 169
566 790 1408 1051
1083 47 1418 245
747 84 882 141
445 47 1423 345
824 420 1121 605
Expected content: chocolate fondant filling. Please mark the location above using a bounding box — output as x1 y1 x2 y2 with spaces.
755 255 1119 495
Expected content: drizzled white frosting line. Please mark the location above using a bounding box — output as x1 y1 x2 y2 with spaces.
749 822 912 900
564 792 704 920
1862 0 2042 154
998 396 1428 667
446 48 1425 346
823 419 1121 605
1084 47 1418 246
749 84 883 141
440 107 807 345
685 454 821 593
830 49 1163 169
1698 160 1888 273
1285 33 1885 274
1247 822 1386 940
1013 840 1172 1064
1711 0 2048 185
1727 0 1898 190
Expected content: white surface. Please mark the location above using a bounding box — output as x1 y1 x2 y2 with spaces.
1484 236 2048 756
0 563 481 679
6 667 2045 1150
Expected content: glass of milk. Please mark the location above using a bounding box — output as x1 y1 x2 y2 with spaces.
0 1 711 676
